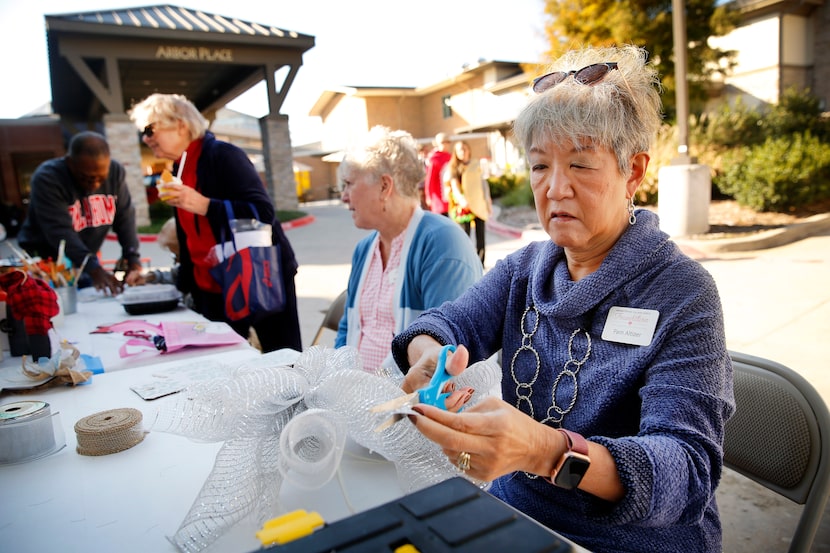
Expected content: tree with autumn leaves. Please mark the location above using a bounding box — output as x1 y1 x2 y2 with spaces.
540 0 740 121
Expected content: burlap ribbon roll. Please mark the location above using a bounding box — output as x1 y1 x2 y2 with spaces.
75 408 147 456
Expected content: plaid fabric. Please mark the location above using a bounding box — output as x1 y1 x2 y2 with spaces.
0 271 59 335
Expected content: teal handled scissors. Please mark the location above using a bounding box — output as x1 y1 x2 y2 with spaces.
370 344 458 432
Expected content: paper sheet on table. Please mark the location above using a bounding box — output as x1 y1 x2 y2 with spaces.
129 347 301 400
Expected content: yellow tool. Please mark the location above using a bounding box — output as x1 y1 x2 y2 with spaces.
255 509 324 546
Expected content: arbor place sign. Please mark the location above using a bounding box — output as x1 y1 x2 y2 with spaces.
155 45 233 62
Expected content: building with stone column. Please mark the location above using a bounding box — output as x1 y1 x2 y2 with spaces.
0 4 313 227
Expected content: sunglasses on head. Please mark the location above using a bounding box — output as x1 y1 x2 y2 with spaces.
141 124 155 138
532 62 619 94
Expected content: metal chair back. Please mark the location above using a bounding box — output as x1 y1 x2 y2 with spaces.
311 290 347 346
725 351 830 553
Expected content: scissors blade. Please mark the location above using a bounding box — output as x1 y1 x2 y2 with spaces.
373 413 406 433
370 392 418 432
369 392 418 414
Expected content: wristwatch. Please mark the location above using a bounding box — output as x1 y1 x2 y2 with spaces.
548 428 591 489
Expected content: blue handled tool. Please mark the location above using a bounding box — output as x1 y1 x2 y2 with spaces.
370 344 457 432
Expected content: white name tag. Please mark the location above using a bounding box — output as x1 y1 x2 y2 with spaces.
601 306 659 346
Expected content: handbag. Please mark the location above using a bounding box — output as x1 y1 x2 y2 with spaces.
209 201 286 324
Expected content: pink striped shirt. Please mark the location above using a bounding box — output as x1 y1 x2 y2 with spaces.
358 233 404 372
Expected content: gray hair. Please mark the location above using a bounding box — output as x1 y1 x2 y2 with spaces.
128 93 209 139
337 125 425 199
514 45 663 177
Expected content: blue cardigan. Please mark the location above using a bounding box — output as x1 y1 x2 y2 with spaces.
336 208 482 371
392 210 735 553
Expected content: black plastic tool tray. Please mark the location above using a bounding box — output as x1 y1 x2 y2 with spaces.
263 477 573 553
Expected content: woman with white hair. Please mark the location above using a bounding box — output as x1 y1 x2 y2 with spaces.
129 93 301 353
337 125 482 374
391 45 735 552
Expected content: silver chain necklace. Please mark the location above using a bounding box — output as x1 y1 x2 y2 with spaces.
509 305 592 479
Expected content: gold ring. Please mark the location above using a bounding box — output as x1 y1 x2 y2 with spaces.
456 451 471 472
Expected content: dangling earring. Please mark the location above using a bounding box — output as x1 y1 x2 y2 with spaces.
627 197 636 225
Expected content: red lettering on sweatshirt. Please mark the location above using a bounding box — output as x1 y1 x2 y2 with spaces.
68 194 117 231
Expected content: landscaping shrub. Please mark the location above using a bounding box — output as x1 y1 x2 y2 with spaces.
487 171 529 199
687 87 830 211
498 180 534 207
716 132 830 211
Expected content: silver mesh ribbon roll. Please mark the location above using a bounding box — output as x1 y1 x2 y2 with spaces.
153 346 501 553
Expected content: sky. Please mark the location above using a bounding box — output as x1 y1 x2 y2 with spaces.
0 0 549 145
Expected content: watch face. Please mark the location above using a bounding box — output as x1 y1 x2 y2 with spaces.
553 453 590 489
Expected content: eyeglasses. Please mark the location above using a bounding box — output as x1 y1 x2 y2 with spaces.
141 124 155 138
532 62 619 93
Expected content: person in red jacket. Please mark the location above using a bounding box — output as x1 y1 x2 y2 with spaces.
423 132 452 216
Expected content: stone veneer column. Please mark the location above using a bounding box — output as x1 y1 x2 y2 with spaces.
260 114 298 211
103 113 150 227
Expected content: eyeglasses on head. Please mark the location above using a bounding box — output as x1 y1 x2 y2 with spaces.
532 62 619 94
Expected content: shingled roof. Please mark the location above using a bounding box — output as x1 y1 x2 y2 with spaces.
45 4 314 118
45 5 313 43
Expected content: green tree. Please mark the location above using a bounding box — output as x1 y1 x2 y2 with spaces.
542 0 739 121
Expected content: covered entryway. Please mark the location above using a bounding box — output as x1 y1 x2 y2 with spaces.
42 4 314 225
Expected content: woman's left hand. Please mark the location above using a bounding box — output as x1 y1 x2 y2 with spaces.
163 184 210 216
403 341 475 412
409 395 560 482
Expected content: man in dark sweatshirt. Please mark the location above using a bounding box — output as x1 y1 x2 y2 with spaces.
18 131 143 294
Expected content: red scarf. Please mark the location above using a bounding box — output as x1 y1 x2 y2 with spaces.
175 138 221 292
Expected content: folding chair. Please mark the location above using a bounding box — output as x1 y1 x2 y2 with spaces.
724 351 830 553
311 289 347 346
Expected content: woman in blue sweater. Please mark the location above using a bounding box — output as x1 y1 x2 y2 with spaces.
391 45 735 553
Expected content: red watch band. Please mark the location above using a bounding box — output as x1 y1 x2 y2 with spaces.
558 428 589 455
543 428 591 488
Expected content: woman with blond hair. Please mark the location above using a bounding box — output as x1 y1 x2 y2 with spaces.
444 140 492 264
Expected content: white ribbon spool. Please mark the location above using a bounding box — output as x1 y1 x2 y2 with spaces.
0 400 66 465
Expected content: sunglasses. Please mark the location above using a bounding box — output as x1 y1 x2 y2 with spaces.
532 62 619 93
141 123 155 138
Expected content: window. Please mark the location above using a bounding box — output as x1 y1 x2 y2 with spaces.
442 95 453 119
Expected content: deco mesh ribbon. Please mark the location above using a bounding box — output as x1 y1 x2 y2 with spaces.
151 345 501 553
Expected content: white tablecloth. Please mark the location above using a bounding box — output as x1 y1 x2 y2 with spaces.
0 350 405 553
0 291 257 391
0 294 588 553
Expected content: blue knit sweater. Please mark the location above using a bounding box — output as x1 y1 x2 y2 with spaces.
392 210 735 553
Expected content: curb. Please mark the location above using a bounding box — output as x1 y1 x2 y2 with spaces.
488 205 830 253
281 214 316 231
673 212 830 254
486 218 524 239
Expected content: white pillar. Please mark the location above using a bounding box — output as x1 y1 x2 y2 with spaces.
260 114 298 211
657 164 711 237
